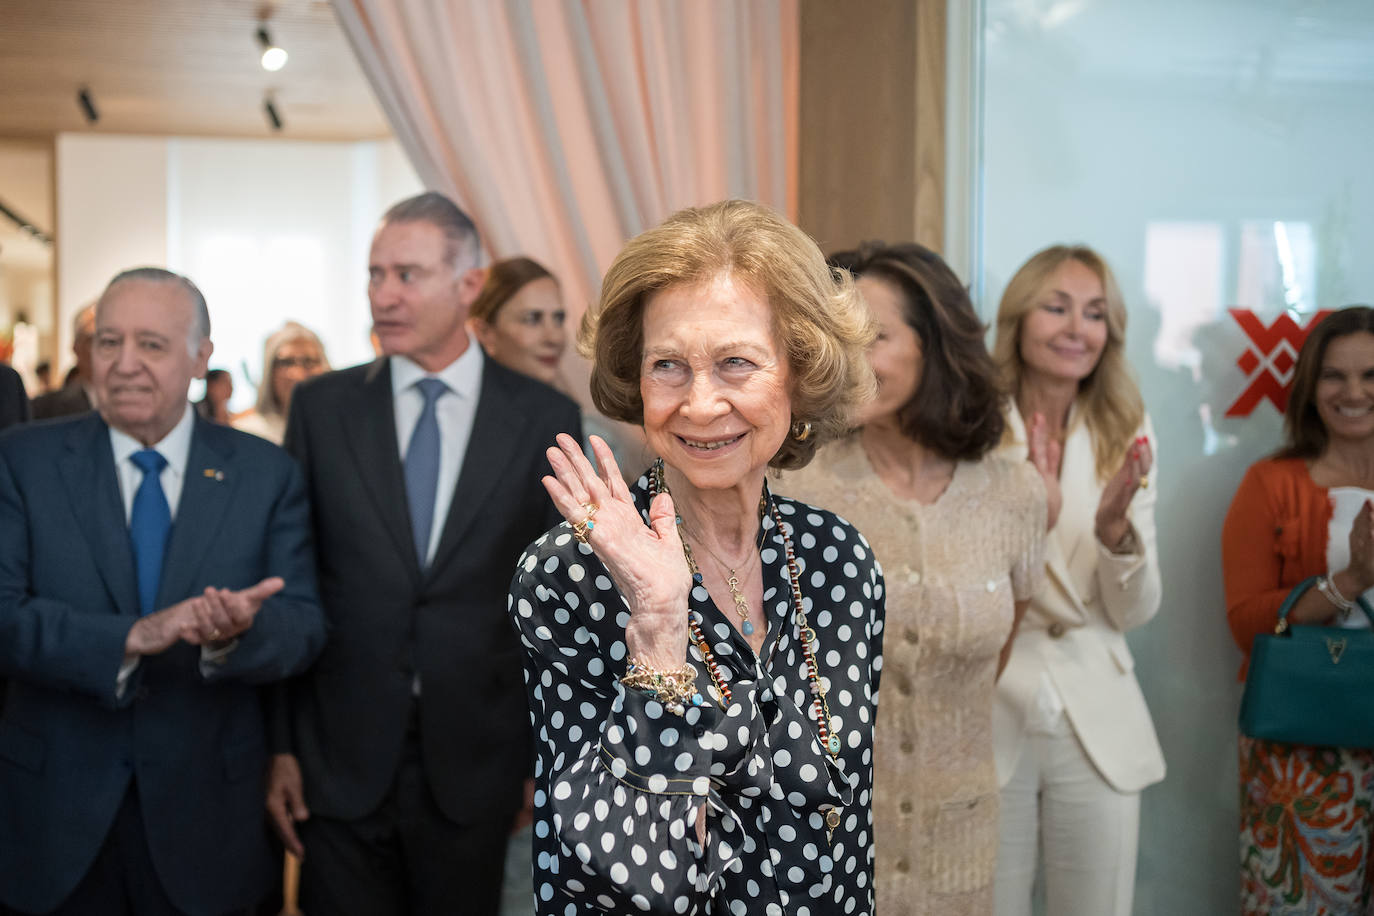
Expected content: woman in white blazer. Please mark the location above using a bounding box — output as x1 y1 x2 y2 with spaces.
990 245 1165 916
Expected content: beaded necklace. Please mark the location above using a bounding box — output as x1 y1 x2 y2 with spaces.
650 459 840 758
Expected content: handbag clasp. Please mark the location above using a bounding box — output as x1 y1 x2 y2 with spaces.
1326 637 1348 664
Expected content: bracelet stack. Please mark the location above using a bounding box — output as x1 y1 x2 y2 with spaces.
621 660 704 715
1317 573 1355 621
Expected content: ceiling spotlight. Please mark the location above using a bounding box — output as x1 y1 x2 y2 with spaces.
257 27 288 72
77 87 99 124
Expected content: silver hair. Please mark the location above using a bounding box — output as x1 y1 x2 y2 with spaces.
382 191 484 270
99 267 210 357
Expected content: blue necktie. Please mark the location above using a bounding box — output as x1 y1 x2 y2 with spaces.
405 378 448 567
129 449 171 616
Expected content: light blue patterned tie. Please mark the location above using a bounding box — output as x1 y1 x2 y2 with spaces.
129 449 171 615
405 378 448 567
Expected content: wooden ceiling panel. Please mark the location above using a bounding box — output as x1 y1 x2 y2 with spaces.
0 0 390 140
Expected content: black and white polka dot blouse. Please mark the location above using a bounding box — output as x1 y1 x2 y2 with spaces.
509 473 885 915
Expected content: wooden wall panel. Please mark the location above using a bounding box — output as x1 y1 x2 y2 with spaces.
798 0 945 256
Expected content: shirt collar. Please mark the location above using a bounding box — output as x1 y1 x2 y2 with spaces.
109 402 196 476
390 343 483 400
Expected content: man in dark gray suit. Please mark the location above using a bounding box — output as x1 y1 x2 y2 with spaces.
31 305 96 420
0 268 326 915
266 193 581 914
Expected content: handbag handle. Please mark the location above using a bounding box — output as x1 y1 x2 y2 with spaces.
1276 575 1374 632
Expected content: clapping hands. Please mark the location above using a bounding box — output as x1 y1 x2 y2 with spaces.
1095 436 1152 550
124 576 284 657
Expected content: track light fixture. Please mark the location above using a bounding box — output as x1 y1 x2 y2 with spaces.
76 87 99 124
257 26 288 72
263 96 284 132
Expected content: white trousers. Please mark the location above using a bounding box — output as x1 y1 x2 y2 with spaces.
993 715 1140 916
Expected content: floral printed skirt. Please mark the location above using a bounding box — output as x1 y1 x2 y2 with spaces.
1239 735 1374 914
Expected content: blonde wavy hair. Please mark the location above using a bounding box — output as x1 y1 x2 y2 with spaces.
581 199 876 470
991 244 1143 480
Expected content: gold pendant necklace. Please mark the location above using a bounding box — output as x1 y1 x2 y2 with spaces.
680 537 757 636
651 459 839 757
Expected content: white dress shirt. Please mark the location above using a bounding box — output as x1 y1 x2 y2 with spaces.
109 402 195 523
390 344 483 566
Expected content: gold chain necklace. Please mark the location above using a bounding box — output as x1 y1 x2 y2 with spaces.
678 522 758 636
650 460 840 759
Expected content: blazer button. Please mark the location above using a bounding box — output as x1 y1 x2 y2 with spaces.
1048 622 1066 638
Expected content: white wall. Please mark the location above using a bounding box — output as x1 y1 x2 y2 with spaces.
972 0 1374 911
57 134 421 409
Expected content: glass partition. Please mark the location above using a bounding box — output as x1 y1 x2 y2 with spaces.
971 1 1374 910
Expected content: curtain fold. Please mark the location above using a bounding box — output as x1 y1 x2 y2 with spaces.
334 0 799 330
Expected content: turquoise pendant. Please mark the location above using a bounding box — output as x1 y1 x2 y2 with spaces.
742 620 755 635
827 733 841 755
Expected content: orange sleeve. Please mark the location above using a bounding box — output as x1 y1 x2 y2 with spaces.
1221 463 1288 659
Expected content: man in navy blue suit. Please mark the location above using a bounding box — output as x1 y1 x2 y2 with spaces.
0 268 326 916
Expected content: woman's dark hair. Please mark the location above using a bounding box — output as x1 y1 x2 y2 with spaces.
830 241 1004 460
1279 305 1374 459
470 257 555 324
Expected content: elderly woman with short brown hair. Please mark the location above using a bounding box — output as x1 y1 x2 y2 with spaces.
508 199 883 914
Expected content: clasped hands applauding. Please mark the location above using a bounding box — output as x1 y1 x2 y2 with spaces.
124 576 285 657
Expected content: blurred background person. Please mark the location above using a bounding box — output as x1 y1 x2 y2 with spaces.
1222 306 1374 914
990 244 1163 916
783 241 1047 915
233 321 329 445
32 304 96 420
470 254 639 482
196 368 233 424
469 256 566 389
32 360 53 397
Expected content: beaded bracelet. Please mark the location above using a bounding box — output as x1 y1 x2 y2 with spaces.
1317 573 1355 621
621 660 704 716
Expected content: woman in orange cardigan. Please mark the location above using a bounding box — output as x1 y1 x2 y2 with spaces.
1222 306 1374 915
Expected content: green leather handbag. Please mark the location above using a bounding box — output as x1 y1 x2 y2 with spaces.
1239 575 1374 748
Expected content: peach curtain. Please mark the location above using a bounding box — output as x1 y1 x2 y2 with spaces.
334 0 799 329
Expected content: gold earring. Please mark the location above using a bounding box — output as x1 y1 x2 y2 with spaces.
791 420 812 442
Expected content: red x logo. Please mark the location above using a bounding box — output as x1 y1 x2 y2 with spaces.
1225 308 1331 417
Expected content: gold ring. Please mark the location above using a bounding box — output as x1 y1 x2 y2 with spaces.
571 503 599 544
209 628 222 641
1139 476 1149 490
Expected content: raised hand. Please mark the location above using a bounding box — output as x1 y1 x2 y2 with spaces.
1026 411 1063 531
1095 435 1152 550
542 434 690 668
1345 499 1374 594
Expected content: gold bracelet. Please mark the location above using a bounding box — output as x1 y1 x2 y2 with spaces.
621 659 703 715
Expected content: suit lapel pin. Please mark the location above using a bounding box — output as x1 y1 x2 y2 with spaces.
203 468 225 481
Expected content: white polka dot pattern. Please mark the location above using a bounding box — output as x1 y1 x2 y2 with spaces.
509 474 886 914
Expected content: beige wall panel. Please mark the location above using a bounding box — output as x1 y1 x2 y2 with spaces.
798 0 944 255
